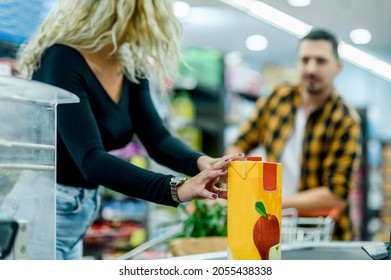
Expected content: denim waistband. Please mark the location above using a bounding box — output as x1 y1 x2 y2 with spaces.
56 184 98 200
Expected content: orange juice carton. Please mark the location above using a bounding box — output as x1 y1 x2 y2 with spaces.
227 156 282 260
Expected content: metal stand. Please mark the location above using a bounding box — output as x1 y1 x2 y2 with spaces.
116 224 182 260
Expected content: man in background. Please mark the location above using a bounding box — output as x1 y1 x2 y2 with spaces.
226 28 362 240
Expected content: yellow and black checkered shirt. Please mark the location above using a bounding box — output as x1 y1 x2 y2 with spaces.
234 85 362 240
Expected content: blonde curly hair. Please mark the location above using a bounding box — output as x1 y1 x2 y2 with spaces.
18 0 182 85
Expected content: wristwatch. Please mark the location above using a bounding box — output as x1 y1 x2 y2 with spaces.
170 176 187 203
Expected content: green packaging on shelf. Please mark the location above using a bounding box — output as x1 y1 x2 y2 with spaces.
179 48 224 91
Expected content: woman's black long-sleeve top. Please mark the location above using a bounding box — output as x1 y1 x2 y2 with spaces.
32 44 203 207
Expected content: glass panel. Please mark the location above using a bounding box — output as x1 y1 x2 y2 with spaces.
0 76 78 259
0 75 79 105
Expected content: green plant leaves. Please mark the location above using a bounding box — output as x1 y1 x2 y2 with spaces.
181 200 227 238
255 201 267 217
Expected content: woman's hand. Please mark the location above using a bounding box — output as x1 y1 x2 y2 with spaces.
177 154 244 202
196 153 244 184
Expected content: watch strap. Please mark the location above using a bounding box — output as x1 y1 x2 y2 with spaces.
170 176 187 203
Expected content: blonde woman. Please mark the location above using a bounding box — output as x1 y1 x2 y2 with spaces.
17 0 243 259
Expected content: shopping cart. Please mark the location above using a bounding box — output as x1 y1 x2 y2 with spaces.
281 207 340 244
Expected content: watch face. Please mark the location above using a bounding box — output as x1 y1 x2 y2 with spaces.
170 176 186 186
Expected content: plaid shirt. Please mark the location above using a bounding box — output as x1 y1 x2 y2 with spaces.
234 85 362 240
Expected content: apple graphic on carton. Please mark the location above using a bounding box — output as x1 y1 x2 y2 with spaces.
253 201 280 260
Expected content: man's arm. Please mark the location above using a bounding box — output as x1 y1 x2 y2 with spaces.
282 187 346 210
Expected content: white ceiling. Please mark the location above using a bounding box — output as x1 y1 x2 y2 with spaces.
178 0 391 72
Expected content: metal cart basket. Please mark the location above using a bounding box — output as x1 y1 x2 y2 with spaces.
281 208 336 244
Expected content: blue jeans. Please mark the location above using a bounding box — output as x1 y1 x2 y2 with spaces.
56 184 100 260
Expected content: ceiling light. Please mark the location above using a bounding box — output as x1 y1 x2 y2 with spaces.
220 0 312 37
246 35 268 51
219 0 391 83
350 29 372 45
287 0 312 7
174 1 191 19
339 41 391 81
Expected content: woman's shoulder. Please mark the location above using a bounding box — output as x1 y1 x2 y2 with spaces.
34 44 88 85
43 44 84 62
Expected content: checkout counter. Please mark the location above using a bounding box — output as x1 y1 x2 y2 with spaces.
0 75 78 259
118 207 388 261
116 221 389 260
164 241 386 260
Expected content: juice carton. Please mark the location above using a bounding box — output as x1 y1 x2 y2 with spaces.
227 156 282 260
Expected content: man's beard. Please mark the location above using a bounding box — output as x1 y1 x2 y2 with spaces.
303 75 323 95
306 86 323 96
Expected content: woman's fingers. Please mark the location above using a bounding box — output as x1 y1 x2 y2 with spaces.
199 188 218 200
193 168 227 199
210 158 231 171
220 153 245 163
210 153 244 171
183 156 239 201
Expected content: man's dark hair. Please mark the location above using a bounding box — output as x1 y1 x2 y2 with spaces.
300 28 340 59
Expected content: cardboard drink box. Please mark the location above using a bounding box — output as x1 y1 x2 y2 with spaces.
227 156 282 260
